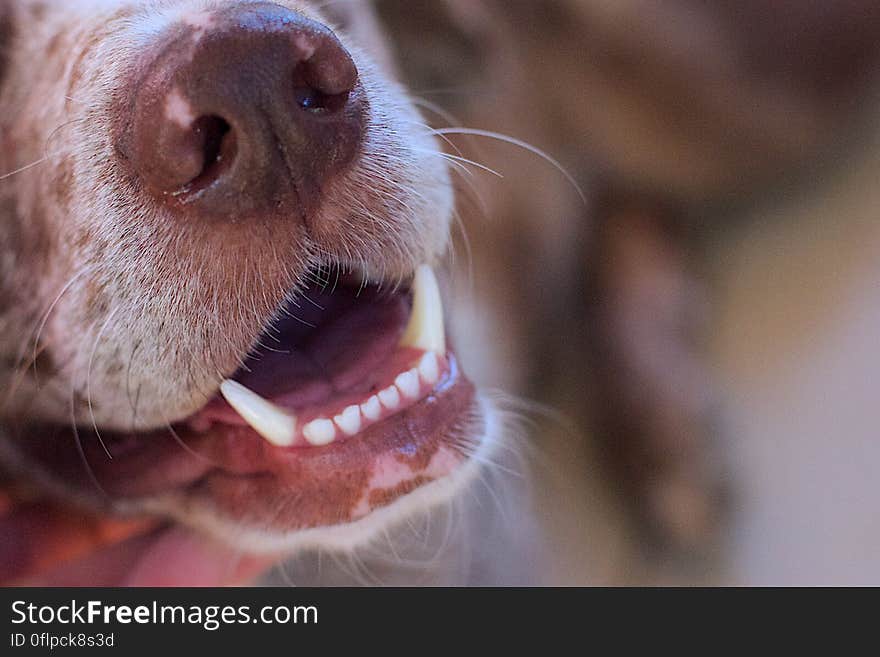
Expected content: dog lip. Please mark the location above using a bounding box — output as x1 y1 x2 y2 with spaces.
11 353 478 534
8 270 482 534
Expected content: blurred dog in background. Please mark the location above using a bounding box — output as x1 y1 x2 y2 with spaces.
378 0 880 581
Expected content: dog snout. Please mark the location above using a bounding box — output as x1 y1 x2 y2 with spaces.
121 3 365 219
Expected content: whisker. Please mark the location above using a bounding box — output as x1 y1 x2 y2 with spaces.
431 127 586 203
407 101 492 165
86 309 120 461
43 118 85 157
31 266 96 384
405 146 503 178
0 142 73 181
0 157 51 181
69 394 110 500
164 421 221 467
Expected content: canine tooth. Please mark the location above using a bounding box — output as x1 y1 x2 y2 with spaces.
334 405 362 436
378 386 401 410
361 395 382 421
418 351 440 385
395 370 421 400
219 380 296 447
303 418 336 446
400 265 446 355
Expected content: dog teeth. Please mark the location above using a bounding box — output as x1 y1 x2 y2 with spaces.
361 395 382 421
219 380 296 447
334 405 362 436
378 385 401 410
219 265 449 449
399 265 446 356
395 369 421 400
303 418 337 446
418 351 440 385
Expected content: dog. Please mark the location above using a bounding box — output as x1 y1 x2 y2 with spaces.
0 0 529 584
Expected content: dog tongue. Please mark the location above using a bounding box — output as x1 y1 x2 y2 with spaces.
122 527 275 586
33 525 274 586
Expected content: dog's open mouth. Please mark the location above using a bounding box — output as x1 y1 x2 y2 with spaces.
15 266 482 544
204 265 453 450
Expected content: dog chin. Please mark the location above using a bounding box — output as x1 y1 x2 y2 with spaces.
119 393 502 556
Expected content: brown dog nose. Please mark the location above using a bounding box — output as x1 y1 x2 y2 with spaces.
121 3 365 218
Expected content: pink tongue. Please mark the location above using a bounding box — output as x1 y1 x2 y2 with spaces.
34 527 275 586
208 287 410 417
123 528 274 586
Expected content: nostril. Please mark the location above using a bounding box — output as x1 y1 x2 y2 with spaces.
293 86 349 114
196 116 230 170
184 115 236 193
293 64 351 115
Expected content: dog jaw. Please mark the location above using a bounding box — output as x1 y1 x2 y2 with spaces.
125 393 503 556
0 0 502 559
0 0 453 431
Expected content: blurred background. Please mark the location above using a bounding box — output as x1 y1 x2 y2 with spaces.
370 0 880 585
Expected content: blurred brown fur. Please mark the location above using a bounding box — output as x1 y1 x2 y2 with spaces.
376 0 880 555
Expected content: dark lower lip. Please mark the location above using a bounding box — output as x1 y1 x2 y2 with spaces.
12 354 480 532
